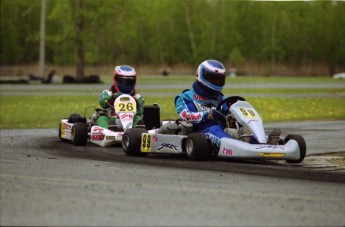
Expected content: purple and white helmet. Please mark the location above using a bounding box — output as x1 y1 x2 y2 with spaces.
196 59 226 92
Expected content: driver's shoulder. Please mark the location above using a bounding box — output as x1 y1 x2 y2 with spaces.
177 89 194 99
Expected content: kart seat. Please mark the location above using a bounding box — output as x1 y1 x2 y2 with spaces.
143 104 161 130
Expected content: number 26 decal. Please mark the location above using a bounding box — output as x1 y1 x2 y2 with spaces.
118 103 134 111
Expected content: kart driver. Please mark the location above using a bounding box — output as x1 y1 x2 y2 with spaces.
174 59 281 150
96 65 144 129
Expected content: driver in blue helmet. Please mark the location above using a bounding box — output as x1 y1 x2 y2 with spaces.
97 65 144 129
175 59 232 149
175 59 281 150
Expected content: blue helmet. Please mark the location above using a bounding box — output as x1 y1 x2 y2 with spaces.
113 65 137 94
196 59 226 92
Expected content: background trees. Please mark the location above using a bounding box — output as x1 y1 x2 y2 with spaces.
1 0 344 76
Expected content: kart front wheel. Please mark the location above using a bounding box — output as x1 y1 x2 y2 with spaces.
285 134 306 163
122 128 147 156
71 122 88 146
185 133 209 160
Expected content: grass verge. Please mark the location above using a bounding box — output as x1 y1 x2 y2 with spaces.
0 95 344 129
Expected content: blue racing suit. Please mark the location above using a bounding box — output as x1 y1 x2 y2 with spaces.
175 89 231 148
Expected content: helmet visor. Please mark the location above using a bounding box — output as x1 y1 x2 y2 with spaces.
114 75 136 87
203 69 225 87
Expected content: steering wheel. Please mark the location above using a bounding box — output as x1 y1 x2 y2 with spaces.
216 96 246 111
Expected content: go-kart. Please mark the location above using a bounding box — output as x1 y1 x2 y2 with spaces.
122 96 306 163
58 94 160 147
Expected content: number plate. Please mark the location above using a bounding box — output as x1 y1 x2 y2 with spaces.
114 95 137 113
237 107 258 119
141 133 152 152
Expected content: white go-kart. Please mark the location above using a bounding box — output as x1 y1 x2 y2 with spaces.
59 94 160 147
122 96 306 163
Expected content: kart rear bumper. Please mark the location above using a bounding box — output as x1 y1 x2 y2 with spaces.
90 126 123 147
60 119 73 140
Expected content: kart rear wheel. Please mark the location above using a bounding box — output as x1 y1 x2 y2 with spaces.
185 133 209 160
68 113 86 123
285 134 306 163
122 128 147 156
71 122 88 146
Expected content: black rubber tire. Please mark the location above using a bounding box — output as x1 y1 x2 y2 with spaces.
122 128 147 156
68 113 86 123
71 122 88 146
185 133 210 160
285 134 306 163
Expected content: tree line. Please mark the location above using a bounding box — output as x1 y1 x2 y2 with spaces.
1 0 344 76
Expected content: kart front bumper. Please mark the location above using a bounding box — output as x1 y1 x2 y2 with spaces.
218 138 300 161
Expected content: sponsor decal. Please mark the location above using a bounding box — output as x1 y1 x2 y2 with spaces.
158 142 179 152
63 123 72 130
193 95 220 104
91 134 105 140
152 136 158 142
259 152 285 157
64 132 71 139
93 127 104 133
255 145 286 151
222 147 233 156
106 136 115 140
180 109 202 121
120 113 133 120
193 94 209 101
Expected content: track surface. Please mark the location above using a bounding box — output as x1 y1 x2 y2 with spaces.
1 121 345 226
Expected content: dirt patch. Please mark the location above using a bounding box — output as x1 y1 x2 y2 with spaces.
302 152 345 173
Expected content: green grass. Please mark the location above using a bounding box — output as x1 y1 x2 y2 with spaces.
0 96 344 129
0 76 344 128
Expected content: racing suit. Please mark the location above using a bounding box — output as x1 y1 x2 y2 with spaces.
175 88 231 148
96 85 144 129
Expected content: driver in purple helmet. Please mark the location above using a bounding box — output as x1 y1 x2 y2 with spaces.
175 59 281 151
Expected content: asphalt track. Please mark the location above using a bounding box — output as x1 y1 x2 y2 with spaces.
1 121 345 226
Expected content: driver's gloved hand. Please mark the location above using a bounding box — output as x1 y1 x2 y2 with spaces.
208 109 225 121
100 92 112 108
225 113 234 124
225 113 236 127
112 93 121 99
